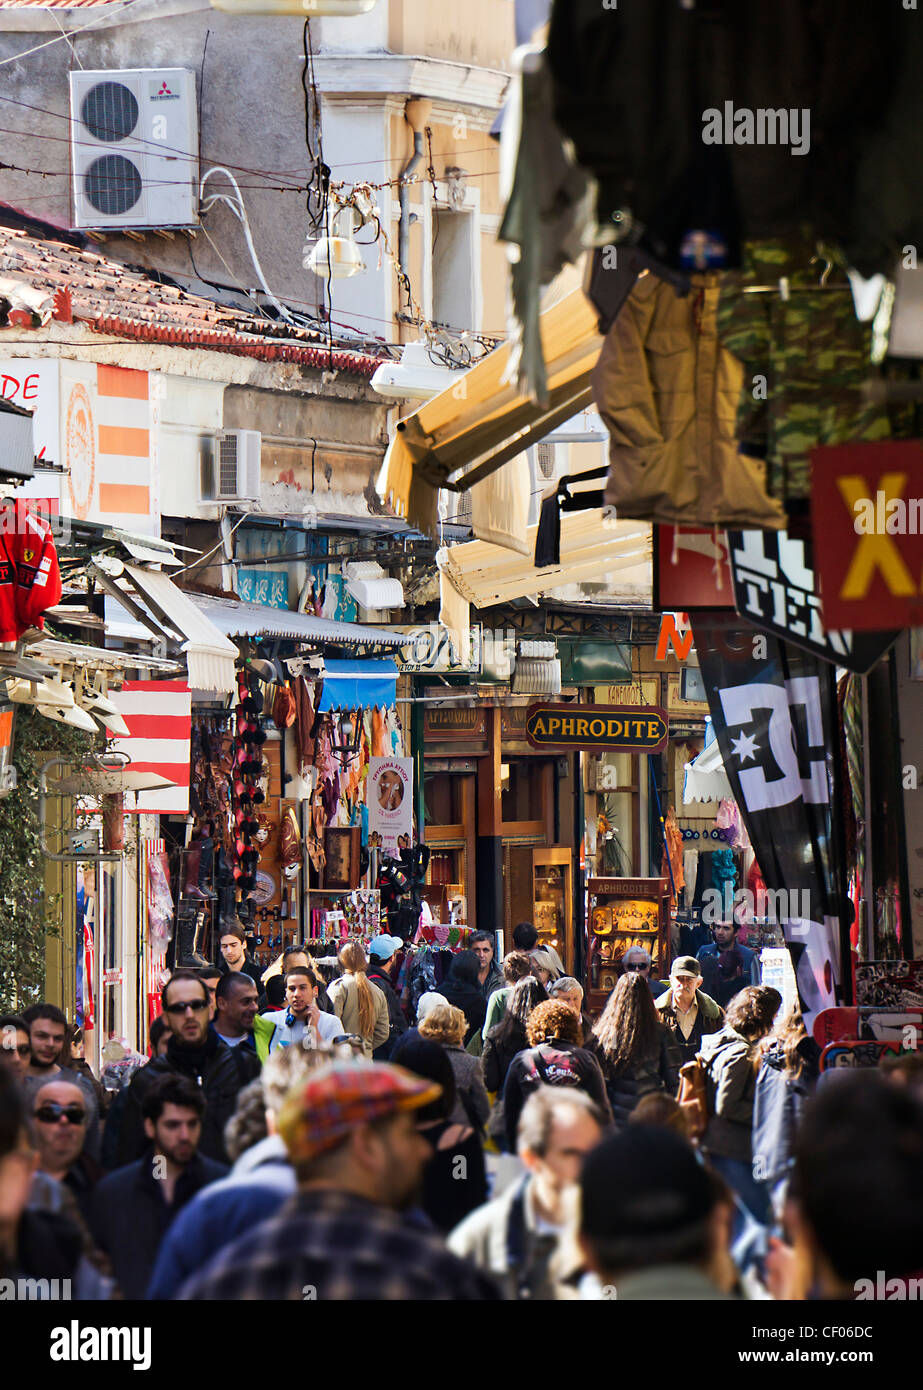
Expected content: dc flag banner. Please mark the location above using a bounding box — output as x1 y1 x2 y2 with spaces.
690 613 847 1022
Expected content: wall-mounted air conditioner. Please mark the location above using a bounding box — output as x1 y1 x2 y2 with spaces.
206 430 262 503
70 69 198 230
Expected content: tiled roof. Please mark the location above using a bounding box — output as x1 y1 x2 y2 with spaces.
0 1 118 8
0 223 383 377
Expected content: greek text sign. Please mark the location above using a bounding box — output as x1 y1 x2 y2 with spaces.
526 704 668 753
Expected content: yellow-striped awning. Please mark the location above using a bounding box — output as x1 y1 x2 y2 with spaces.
377 286 603 537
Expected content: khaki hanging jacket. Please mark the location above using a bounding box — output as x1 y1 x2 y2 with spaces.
592 271 786 531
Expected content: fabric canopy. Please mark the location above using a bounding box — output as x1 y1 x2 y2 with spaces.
317 660 398 712
441 510 651 608
376 285 603 537
186 594 408 648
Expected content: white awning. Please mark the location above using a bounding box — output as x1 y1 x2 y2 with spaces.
187 593 409 648
344 562 405 611
683 732 732 804
441 510 651 608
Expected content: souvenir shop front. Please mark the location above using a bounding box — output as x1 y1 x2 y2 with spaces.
420 699 579 973
146 618 423 1016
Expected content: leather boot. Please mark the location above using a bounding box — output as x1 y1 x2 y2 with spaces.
197 834 217 898
176 906 209 967
183 845 207 900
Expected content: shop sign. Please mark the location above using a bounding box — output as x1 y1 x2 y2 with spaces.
102 968 123 986
654 525 734 609
368 756 413 851
526 703 668 753
424 705 486 739
393 622 481 673
728 528 898 674
811 440 923 631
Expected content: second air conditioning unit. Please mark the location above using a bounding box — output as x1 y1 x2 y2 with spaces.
70 68 198 230
210 430 262 503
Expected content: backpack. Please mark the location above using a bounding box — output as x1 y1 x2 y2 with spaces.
676 1055 710 1139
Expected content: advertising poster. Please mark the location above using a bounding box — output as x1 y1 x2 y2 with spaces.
368 756 413 851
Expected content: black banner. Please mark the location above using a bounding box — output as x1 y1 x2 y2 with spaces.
690 612 847 1020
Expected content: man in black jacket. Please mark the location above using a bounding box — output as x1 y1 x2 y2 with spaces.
114 969 255 1168
367 934 408 1061
92 1074 227 1299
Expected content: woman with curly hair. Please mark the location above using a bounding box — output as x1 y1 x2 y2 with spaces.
501 999 612 1152
593 972 681 1128
326 943 389 1058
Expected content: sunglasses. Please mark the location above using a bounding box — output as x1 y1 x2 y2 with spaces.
34 1103 86 1126
624 962 649 972
4 1043 31 1057
164 999 209 1014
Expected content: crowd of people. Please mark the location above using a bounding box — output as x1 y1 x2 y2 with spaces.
1 918 922 1301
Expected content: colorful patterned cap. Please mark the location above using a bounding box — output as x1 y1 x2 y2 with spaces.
277 1060 441 1163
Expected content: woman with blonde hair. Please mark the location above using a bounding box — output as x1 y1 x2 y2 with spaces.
529 947 564 987
419 1003 490 1132
326 942 389 1057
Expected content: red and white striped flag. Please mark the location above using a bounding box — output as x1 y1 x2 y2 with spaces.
106 680 191 813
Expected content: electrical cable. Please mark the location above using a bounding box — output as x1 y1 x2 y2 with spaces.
170 512 248 576
199 165 295 325
0 0 154 67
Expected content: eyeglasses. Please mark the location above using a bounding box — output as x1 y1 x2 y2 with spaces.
164 999 209 1014
3 1043 31 1057
34 1103 86 1126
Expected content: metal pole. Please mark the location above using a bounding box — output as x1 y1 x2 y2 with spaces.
648 755 677 901
860 673 874 957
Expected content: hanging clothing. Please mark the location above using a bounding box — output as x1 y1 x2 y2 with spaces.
593 271 786 531
293 677 315 776
0 500 63 640
716 239 895 512
546 1 896 272
496 43 594 406
371 707 387 758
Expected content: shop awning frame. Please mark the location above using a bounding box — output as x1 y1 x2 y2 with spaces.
377 285 603 536
89 562 240 694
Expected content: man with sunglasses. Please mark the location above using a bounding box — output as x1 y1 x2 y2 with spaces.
31 1079 102 1222
20 1004 102 1163
112 969 249 1168
621 947 668 999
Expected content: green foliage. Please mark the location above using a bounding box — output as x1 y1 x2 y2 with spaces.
0 707 96 1012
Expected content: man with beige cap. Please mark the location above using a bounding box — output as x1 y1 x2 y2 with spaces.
656 956 724 1066
177 1060 501 1301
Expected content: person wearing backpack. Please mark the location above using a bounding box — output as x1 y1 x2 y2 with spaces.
366 935 409 1060
698 985 782 1224
501 1000 612 1152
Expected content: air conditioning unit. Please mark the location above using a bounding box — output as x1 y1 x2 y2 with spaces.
210 431 262 502
70 69 198 230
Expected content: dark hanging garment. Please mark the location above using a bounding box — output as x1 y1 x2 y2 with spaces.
534 493 561 568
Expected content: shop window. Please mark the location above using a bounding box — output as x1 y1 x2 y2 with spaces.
501 759 545 824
